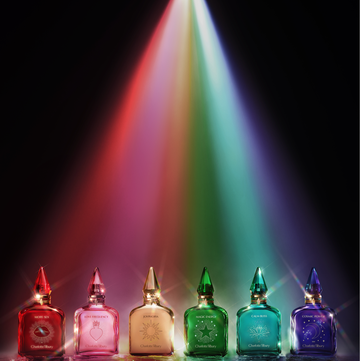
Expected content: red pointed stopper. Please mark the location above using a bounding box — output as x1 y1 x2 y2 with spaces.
87 267 106 296
33 267 51 296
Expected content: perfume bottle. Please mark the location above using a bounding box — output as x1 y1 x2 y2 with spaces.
290 267 337 356
236 267 281 356
18 267 65 357
184 267 228 357
74 267 119 356
129 267 174 356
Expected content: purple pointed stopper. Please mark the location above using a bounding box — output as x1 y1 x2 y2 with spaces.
305 267 322 295
87 267 106 296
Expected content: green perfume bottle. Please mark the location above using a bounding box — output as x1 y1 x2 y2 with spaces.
236 267 281 356
184 267 228 357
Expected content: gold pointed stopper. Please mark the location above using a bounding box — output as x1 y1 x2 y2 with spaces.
143 267 161 295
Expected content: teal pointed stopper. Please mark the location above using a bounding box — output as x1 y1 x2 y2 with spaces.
197 267 214 295
250 267 268 294
305 267 322 295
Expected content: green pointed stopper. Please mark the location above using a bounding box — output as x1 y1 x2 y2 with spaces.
250 267 268 295
143 267 161 294
197 267 214 295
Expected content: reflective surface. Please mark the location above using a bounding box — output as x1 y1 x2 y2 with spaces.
2 353 359 361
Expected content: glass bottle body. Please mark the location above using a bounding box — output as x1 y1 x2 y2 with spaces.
129 301 174 356
18 303 65 357
74 303 119 356
290 304 336 356
184 302 228 357
236 303 281 356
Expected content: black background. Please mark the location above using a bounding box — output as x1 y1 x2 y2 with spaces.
1 0 358 353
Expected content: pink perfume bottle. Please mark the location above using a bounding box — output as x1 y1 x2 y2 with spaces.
74 267 119 356
18 267 65 357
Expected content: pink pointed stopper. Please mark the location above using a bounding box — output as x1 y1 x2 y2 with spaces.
87 267 106 296
33 267 51 296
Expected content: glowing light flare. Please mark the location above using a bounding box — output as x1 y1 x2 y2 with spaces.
182 279 198 298
267 272 292 296
276 253 306 295
63 338 74 353
162 280 187 295
334 296 358 314
336 320 358 354
290 270 305 294
0 297 34 324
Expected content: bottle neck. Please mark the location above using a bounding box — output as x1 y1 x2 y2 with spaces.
251 293 267 305
305 294 322 305
88 295 105 305
143 293 160 305
198 294 214 305
34 295 51 305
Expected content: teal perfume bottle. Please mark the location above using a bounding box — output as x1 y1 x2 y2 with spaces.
236 267 281 356
184 267 228 357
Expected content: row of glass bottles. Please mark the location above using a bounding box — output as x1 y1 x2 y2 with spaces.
18 266 337 357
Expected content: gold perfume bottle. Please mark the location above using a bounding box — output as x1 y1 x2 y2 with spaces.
129 267 174 356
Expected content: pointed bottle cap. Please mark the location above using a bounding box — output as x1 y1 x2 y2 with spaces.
87 267 106 296
143 267 160 295
250 267 268 294
305 267 322 294
197 267 214 295
33 267 51 303
305 267 322 304
250 267 267 304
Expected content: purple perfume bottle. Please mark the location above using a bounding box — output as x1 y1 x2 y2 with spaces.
290 267 337 356
74 267 119 356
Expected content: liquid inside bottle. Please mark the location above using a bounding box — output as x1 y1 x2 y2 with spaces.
129 267 174 356
74 267 119 356
236 267 281 356
290 267 337 356
184 267 228 357
18 267 65 357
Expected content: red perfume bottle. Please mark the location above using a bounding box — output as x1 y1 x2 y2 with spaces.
18 267 65 357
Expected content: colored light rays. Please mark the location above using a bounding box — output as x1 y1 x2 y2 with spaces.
28 0 192 269
189 0 282 294
103 0 192 266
